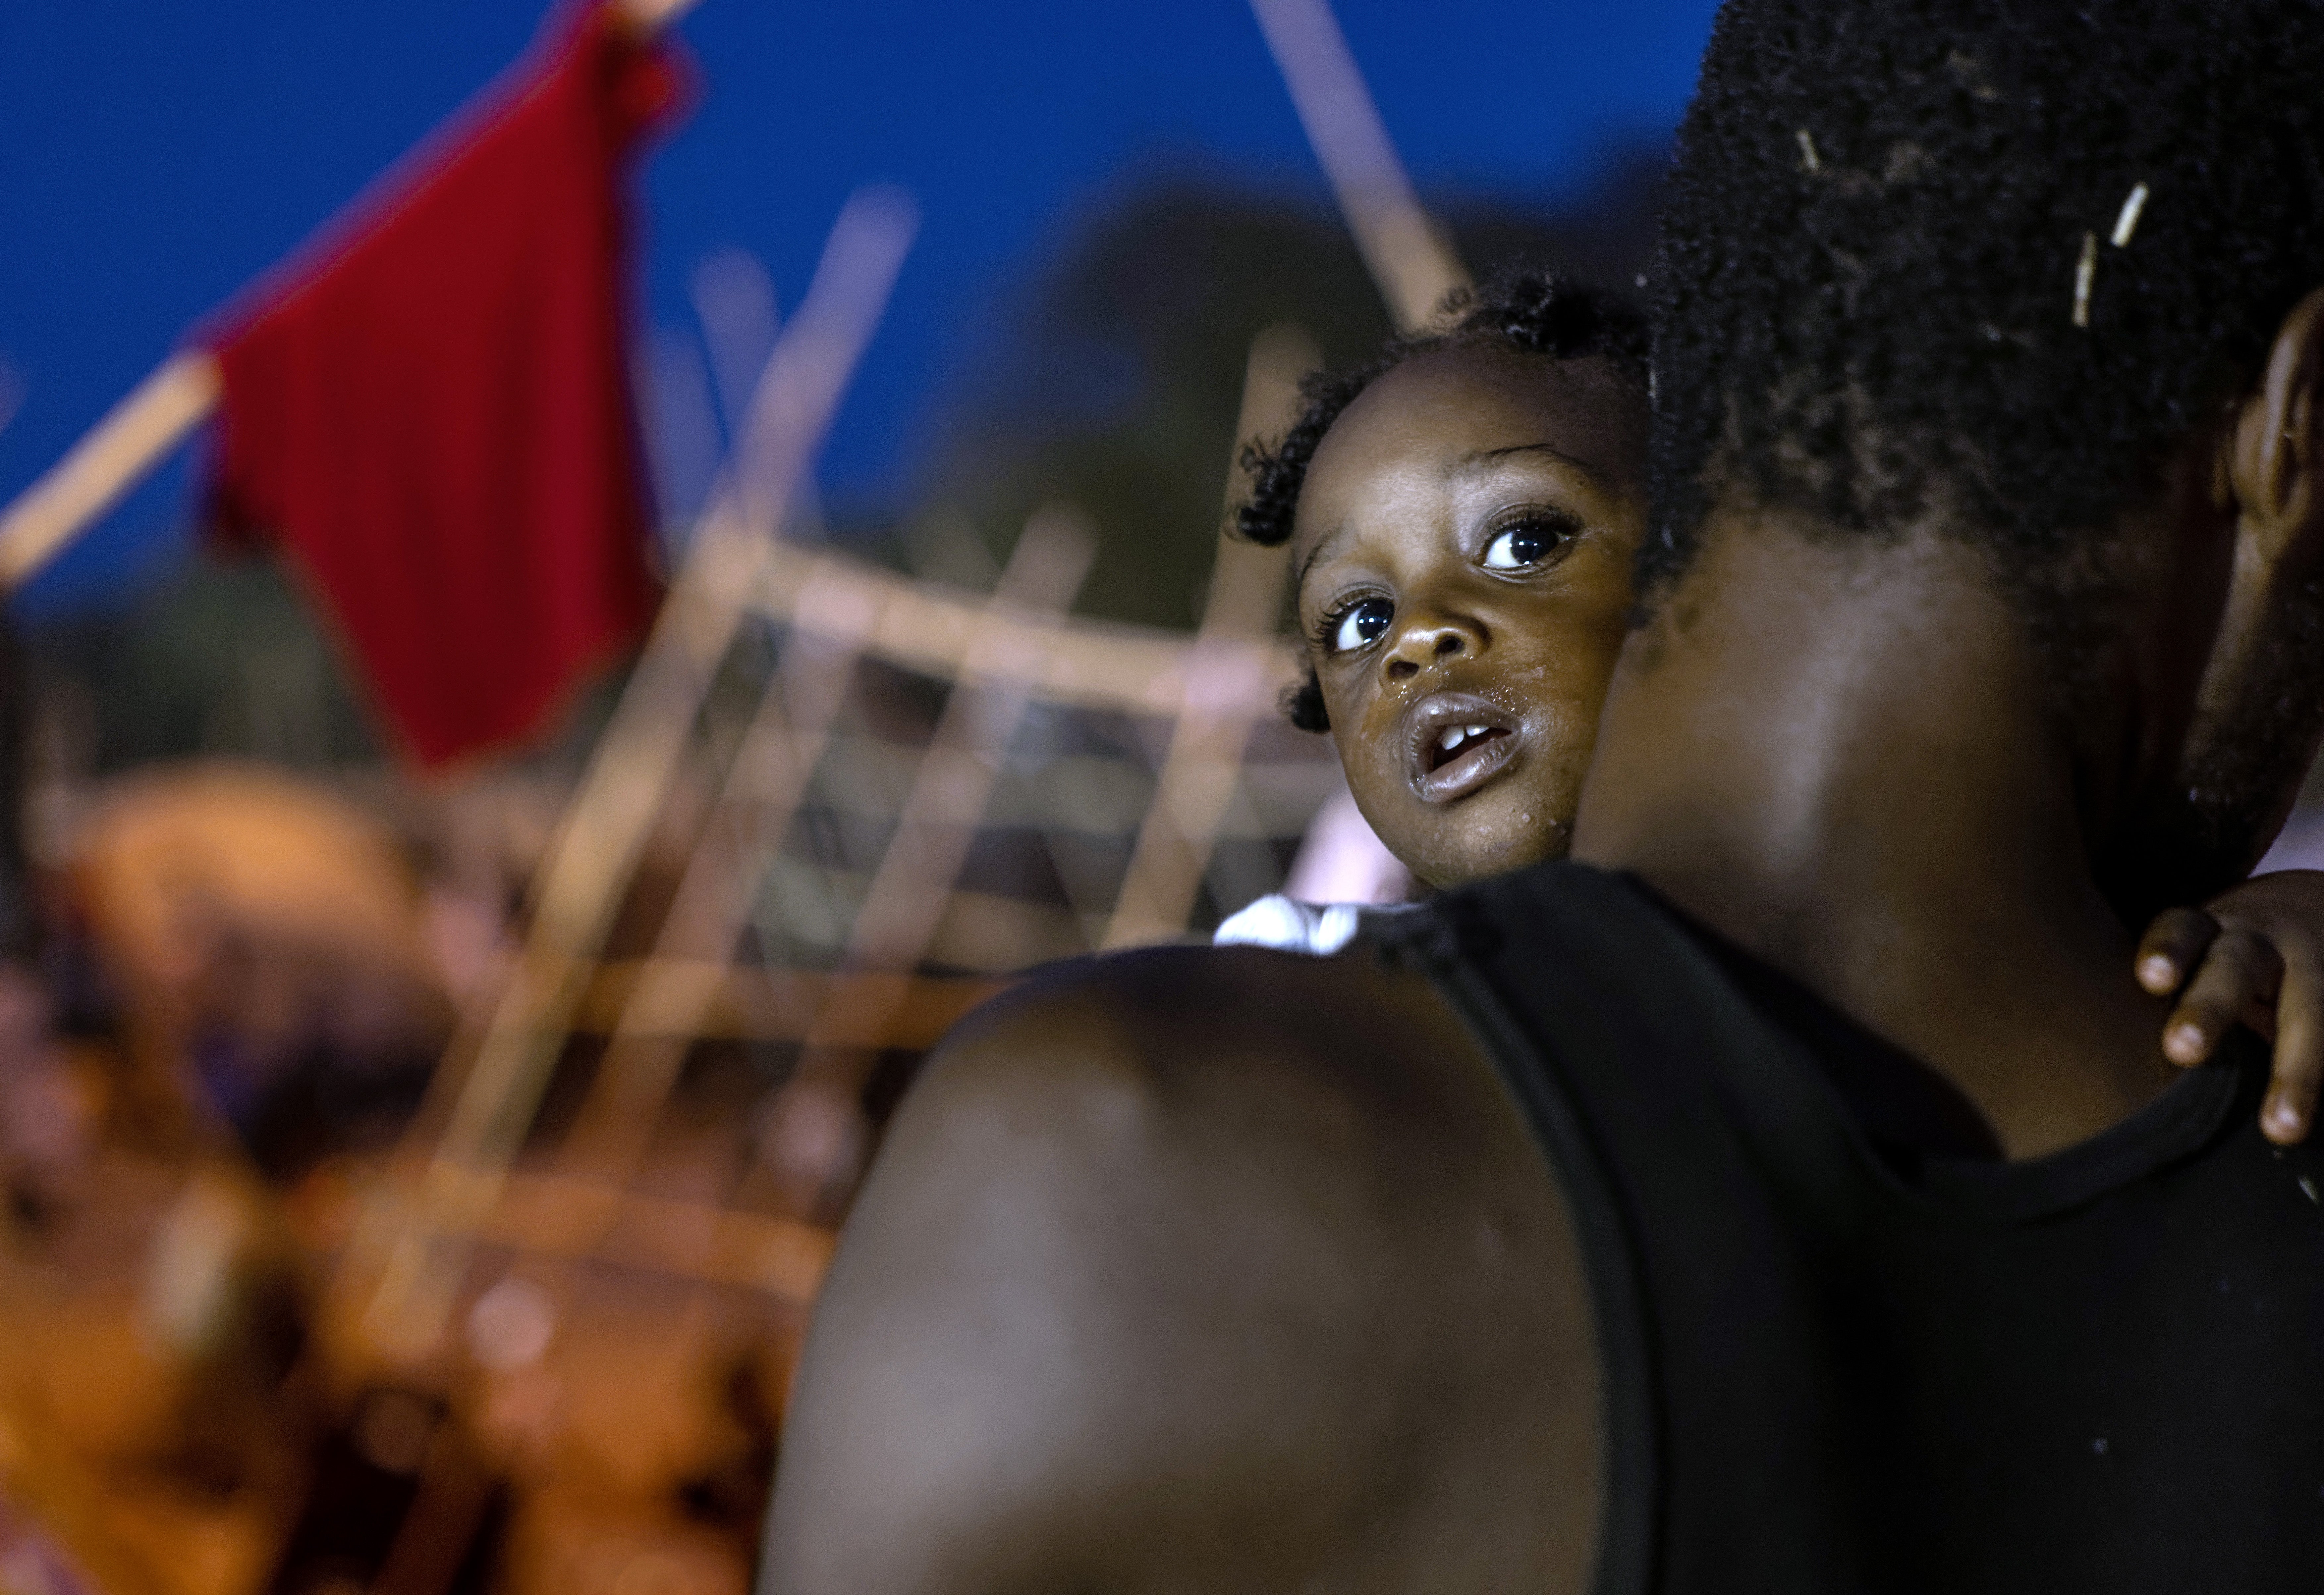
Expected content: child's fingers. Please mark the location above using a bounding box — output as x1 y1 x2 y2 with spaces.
2262 935 2324 1145
2136 906 2219 994
2162 926 2283 1067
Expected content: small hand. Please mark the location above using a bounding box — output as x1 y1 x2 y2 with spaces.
2135 870 2324 1145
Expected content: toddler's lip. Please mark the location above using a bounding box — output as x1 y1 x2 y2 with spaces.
1406 692 1521 804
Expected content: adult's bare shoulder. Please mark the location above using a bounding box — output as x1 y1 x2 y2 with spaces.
764 944 1604 1595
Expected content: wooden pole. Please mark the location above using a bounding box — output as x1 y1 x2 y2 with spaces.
745 534 1292 719
361 189 915 1354
0 352 219 588
1248 0 1468 330
761 506 1096 1210
562 963 1003 1046
614 0 707 33
409 1166 832 1301
799 506 1094 1012
551 564 884 1189
1104 325 1314 947
0 0 702 592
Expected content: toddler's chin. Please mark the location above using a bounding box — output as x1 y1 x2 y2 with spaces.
1413 805 1575 891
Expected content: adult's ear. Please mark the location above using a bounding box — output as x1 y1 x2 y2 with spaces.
2177 285 2324 882
2228 285 2324 564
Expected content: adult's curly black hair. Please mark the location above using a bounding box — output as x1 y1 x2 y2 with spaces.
1647 0 2324 664
1235 267 1648 731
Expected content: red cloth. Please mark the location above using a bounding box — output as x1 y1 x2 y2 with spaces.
206 5 687 768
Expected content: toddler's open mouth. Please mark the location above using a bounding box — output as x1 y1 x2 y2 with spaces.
1407 693 1520 803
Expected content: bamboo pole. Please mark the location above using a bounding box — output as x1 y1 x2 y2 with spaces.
361 189 915 1353
416 1168 831 1302
614 0 707 33
550 564 883 1188
563 963 1002 1045
761 505 1096 1210
0 352 219 588
1104 325 1316 947
434 189 913 1149
803 505 1096 980
747 535 1294 718
0 0 704 593
1249 0 1468 331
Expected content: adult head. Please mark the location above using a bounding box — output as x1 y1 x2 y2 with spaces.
1646 0 2324 921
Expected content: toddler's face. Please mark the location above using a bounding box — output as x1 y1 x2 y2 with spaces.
1290 346 1646 888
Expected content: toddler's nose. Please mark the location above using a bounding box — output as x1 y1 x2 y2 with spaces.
1385 614 1478 679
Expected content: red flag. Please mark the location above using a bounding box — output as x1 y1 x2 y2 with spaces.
205 4 688 769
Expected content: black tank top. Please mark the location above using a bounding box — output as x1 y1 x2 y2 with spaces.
1374 862 2324 1595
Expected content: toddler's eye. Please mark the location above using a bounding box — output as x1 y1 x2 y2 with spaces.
1483 519 1567 570
1329 599 1393 654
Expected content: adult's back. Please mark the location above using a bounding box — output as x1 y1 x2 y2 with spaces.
766 0 2324 1587
1392 863 2324 1592
765 939 1604 1591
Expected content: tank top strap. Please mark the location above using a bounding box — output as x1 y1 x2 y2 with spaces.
1369 861 1876 1594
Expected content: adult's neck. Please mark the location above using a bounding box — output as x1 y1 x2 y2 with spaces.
1572 511 2175 1158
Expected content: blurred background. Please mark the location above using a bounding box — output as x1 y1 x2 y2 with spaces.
0 1 1725 1591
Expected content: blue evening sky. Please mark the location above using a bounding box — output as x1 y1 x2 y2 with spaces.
0 0 1719 613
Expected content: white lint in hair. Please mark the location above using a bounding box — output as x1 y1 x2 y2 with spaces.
2111 182 2150 247
1795 129 1821 173
2072 231 2098 327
